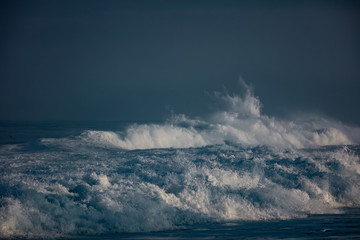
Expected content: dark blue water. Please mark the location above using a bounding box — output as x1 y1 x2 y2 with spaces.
67 208 360 239
0 120 135 145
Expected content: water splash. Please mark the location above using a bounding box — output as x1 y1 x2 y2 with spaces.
66 80 358 150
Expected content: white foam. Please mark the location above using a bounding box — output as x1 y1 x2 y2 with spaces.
1 143 360 238
205 168 261 190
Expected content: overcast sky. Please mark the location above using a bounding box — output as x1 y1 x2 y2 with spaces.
1 0 359 123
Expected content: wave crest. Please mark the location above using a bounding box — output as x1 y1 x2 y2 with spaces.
82 124 208 150
76 81 357 150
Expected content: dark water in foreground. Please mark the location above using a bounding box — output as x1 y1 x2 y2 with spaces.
1 119 359 239
64 208 360 240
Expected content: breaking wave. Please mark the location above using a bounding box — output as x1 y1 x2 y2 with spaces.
45 81 359 150
1 81 359 238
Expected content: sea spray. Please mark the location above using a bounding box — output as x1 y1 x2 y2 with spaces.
41 81 357 150
1 82 359 238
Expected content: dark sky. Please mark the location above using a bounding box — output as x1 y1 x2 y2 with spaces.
1 0 359 123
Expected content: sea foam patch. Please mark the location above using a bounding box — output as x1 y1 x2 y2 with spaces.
1 142 360 238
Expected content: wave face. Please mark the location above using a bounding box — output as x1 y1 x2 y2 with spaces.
1 82 360 238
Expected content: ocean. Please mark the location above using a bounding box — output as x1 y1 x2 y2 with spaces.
1 89 360 239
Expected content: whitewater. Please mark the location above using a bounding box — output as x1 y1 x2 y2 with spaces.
1 82 360 239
